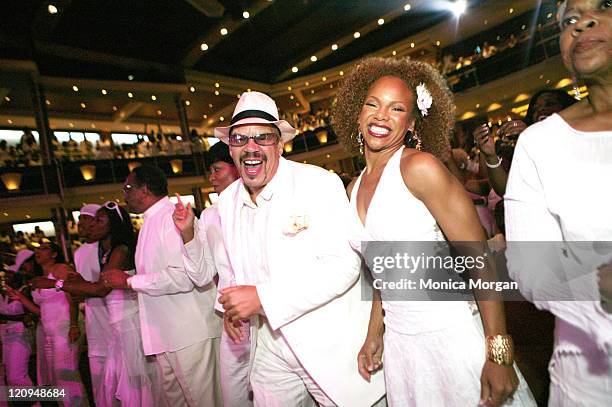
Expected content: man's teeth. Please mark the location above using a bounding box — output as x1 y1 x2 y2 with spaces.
244 159 262 165
369 125 390 135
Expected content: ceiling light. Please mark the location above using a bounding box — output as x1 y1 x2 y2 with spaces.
291 66 298 73
331 44 338 51
436 41 441 46
185 100 191 106
404 3 411 11
189 86 196 93
125 126 130 130
4 96 10 102
69 122 74 127
290 95 294 99
305 82 309 86
476 103 480 108
72 85 79 92
80 102 86 108
287 86 292 91
48 4 58 14
128 75 134 81
214 90 219 95
151 95 157 101
322 76 327 81
127 92 133 98
208 103 213 108
243 11 250 19
410 42 415 48
91 123 96 128
214 82 220 88
203 114 208 119
509 8 514 14
220 28 228 35
157 110 162 115
310 90 314 94
101 89 107 95
378 18 384 25
200 43 209 51
449 0 467 17
353 31 360 38
219 116 224 121
7 119 13 124
112 106 118 111
310 55 317 62
45 99 50 105
392 50 397 56
339 71 344 76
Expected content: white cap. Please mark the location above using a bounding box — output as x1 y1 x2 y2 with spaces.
79 204 101 218
8 249 34 272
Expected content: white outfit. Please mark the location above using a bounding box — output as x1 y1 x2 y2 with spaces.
0 295 33 387
100 269 162 407
183 203 252 407
217 157 386 407
505 113 612 406
32 274 89 406
351 146 535 406
129 197 222 406
74 242 111 406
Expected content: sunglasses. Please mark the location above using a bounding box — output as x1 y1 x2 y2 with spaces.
103 201 124 222
228 132 279 147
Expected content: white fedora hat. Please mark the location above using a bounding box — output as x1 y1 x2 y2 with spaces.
214 91 296 144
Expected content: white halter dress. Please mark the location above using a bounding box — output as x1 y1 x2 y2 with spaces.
350 146 535 406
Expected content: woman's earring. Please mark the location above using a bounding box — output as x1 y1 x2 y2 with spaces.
572 74 582 100
357 131 364 155
408 130 422 150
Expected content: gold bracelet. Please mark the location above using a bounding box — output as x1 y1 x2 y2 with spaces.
486 334 514 365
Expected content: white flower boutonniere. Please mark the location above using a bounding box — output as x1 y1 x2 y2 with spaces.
283 214 310 236
416 82 432 117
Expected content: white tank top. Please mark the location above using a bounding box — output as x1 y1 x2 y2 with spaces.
32 272 71 334
350 146 475 334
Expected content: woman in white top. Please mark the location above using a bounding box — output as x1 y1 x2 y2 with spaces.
12 242 88 406
505 1 612 405
333 57 535 407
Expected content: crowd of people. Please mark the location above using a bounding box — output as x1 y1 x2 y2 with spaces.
1 1 610 406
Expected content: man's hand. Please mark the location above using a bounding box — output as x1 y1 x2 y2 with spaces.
223 312 246 343
28 276 55 290
480 361 518 406
218 285 261 322
598 263 612 314
357 333 384 382
101 269 130 290
172 193 196 243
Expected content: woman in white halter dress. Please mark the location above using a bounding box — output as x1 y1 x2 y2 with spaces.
333 57 536 407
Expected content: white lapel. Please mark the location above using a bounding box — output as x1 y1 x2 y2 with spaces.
219 181 246 285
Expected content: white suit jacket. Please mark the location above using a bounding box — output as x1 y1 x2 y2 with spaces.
218 157 385 407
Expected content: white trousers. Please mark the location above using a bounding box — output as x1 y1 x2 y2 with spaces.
88 355 106 406
250 320 335 407
0 323 33 387
155 338 222 407
220 327 252 407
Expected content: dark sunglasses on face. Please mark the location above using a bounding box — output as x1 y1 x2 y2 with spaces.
228 132 279 147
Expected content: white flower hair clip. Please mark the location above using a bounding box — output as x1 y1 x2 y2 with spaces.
416 82 432 117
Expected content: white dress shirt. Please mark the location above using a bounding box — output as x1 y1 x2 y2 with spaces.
130 196 220 355
74 242 111 358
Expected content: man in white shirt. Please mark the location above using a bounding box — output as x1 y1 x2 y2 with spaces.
175 91 385 406
103 166 222 407
175 141 252 407
73 203 111 406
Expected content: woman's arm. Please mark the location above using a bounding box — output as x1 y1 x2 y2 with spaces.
5 286 39 315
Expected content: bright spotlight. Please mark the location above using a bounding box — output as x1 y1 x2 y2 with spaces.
449 0 467 17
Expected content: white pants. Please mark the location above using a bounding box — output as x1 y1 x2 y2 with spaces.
0 323 33 387
220 327 252 407
250 320 335 407
155 338 222 407
88 355 106 406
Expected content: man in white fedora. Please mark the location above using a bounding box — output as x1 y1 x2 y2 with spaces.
174 91 385 406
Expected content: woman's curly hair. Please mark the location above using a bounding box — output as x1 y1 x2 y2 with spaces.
332 57 455 159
